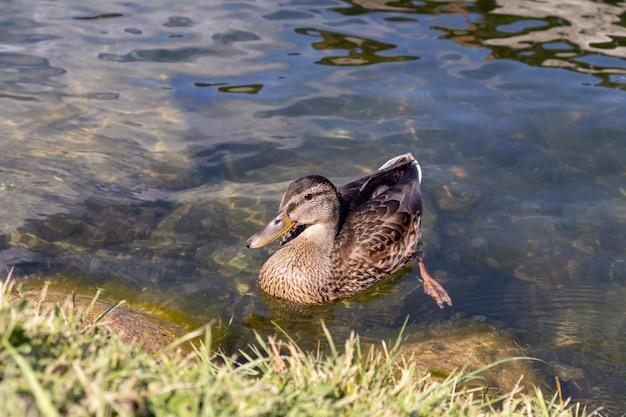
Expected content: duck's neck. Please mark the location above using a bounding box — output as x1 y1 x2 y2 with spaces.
258 222 337 304
295 222 337 254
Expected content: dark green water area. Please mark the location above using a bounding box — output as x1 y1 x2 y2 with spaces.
1 0 625 413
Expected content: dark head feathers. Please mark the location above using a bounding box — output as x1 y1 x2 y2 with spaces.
284 175 337 199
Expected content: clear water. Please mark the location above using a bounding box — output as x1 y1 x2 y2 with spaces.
1 0 625 413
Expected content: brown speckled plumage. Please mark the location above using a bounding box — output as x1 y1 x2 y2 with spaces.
246 153 452 307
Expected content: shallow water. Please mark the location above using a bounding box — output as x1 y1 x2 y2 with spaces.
1 0 625 413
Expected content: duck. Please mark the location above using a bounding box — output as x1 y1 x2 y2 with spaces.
246 153 452 308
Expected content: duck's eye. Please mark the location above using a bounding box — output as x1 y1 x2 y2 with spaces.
304 193 313 201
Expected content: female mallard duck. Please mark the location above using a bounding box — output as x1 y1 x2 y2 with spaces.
246 153 452 308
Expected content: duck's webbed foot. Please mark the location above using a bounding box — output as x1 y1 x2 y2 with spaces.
417 254 452 309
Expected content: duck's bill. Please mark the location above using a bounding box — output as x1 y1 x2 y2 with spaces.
246 212 295 248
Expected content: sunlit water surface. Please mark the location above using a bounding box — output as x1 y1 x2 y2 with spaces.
1 0 625 413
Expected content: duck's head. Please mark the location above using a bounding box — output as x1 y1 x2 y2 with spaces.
246 175 340 248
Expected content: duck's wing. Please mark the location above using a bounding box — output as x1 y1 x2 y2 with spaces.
337 153 420 211
330 155 422 288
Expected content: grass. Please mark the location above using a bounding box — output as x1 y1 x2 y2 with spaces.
0 268 603 417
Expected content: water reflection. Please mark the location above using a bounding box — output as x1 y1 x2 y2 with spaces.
254 94 425 119
295 27 419 66
98 29 261 62
485 0 626 58
435 0 626 88
1 0 625 413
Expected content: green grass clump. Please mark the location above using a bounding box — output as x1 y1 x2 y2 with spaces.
0 268 600 417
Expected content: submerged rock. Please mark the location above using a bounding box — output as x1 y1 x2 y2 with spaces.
17 287 186 355
398 321 547 395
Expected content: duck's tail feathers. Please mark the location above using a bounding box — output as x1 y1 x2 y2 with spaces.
378 153 421 186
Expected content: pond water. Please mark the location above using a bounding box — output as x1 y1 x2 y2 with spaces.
1 0 625 413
